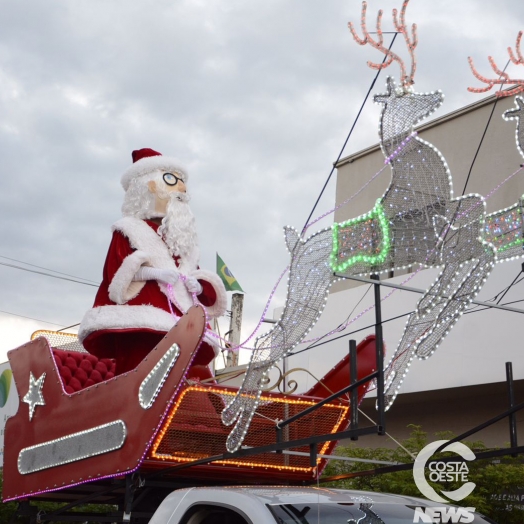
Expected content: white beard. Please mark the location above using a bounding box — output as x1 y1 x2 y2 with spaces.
157 193 200 270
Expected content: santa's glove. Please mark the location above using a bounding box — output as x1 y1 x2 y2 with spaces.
184 276 203 295
132 267 180 285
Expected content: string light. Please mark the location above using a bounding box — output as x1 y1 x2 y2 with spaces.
150 385 349 473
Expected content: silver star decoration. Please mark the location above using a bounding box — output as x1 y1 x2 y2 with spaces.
23 372 46 421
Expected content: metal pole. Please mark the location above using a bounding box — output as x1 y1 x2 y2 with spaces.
337 273 524 315
275 423 282 454
277 371 379 428
123 474 133 522
350 339 359 440
372 274 385 435
506 362 518 457
309 443 318 468
226 293 244 367
282 338 289 465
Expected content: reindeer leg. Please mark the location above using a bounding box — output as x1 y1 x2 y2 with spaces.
222 292 334 452
221 326 285 452
222 228 334 452
383 217 494 408
382 291 442 409
414 207 495 358
381 260 473 409
415 251 494 358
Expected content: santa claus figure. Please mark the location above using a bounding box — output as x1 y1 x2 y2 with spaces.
78 148 227 376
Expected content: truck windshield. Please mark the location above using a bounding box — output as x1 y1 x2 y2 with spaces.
268 503 492 524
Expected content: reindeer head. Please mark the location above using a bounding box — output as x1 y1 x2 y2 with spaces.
374 77 443 147
349 0 442 147
503 96 524 159
468 31 524 97
469 32 524 159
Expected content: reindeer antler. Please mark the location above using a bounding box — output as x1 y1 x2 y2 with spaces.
348 0 418 89
393 1 418 86
468 31 524 97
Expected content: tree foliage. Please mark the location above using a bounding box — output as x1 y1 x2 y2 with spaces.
322 425 524 524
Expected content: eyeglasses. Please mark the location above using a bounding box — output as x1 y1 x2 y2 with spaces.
163 172 184 186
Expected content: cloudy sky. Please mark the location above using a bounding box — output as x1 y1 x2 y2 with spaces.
0 0 523 364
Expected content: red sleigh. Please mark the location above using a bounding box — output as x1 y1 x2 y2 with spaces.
2 305 378 501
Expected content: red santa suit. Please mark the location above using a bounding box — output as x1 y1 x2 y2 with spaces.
78 216 227 374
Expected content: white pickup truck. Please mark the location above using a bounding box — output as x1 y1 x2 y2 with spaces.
148 487 495 524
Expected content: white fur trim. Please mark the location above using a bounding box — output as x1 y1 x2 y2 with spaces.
109 218 225 318
121 156 188 191
192 269 228 318
78 305 177 342
78 304 220 354
108 250 151 304
112 217 195 312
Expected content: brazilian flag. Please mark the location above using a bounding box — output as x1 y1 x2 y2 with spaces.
217 253 244 292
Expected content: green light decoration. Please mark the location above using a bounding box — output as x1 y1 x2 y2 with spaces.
497 237 524 253
330 199 391 273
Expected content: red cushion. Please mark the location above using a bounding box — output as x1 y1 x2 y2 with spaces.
79 358 93 373
52 348 116 393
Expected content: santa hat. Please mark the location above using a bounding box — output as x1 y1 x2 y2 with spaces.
121 148 188 191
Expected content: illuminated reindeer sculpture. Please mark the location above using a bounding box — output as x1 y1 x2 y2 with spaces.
342 1 494 410
222 1 524 453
